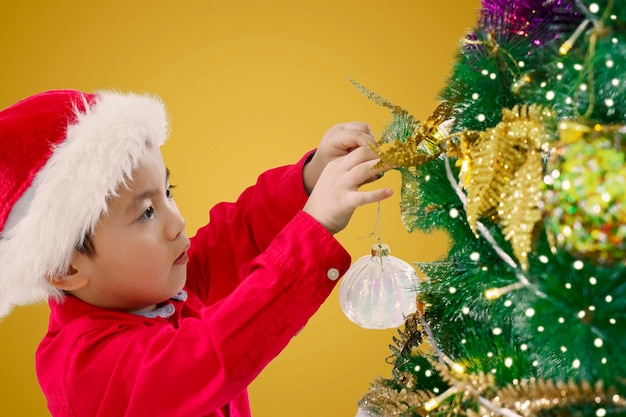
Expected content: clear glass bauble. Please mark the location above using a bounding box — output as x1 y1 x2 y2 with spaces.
339 243 420 329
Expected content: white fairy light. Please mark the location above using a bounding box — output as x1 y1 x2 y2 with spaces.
544 174 554 185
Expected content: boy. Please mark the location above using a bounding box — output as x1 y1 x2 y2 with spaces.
0 89 392 416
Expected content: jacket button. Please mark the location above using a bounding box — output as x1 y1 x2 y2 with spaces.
327 268 340 281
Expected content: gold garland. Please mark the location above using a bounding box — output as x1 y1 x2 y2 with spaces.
458 104 551 270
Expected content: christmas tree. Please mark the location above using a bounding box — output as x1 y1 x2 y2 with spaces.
353 0 626 416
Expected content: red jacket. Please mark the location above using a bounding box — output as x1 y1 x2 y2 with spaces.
36 153 351 417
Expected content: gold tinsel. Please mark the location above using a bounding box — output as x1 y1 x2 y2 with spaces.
493 378 626 416
460 104 550 270
377 101 453 168
358 381 433 417
360 313 437 416
386 313 431 367
349 78 454 168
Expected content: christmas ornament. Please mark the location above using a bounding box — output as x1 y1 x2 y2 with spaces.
339 243 421 329
545 132 626 263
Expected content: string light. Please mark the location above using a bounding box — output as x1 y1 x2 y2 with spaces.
559 19 591 55
424 386 458 411
485 283 525 300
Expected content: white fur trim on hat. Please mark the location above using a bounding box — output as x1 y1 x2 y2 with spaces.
0 91 169 318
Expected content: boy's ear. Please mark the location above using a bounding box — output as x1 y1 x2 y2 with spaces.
47 263 89 291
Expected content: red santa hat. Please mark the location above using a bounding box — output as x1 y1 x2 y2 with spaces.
0 89 169 318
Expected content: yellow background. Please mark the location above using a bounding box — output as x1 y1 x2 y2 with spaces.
0 1 480 415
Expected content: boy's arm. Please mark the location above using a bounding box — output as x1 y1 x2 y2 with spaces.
187 121 386 303
186 151 314 302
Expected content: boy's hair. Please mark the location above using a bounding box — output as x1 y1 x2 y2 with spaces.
0 90 170 318
76 233 97 258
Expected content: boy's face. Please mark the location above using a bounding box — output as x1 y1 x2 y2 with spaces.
66 145 190 312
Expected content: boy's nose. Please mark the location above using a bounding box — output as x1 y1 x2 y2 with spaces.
166 203 186 240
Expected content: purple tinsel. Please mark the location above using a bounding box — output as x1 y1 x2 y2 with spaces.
478 0 584 46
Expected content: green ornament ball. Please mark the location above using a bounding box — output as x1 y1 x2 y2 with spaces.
544 139 626 264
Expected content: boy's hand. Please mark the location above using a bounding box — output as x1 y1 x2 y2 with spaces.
303 145 392 234
303 122 377 194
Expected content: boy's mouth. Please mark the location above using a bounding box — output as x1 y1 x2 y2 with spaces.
174 250 189 265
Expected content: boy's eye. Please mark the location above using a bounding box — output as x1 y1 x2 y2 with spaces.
166 184 175 199
139 206 155 221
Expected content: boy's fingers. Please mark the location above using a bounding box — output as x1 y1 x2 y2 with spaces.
343 156 388 188
351 187 394 208
331 131 376 153
361 172 385 185
335 121 373 135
